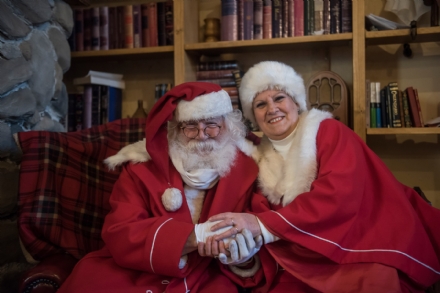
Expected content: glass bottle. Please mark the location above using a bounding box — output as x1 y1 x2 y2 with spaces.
131 100 148 118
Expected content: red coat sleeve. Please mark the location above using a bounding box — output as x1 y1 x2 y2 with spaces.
101 164 194 278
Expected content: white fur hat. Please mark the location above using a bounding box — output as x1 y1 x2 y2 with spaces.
238 61 307 126
175 89 233 122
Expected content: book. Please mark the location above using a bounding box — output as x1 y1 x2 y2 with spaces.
108 7 117 49
99 6 109 50
83 8 92 51
304 0 315 36
401 90 412 127
73 71 125 89
124 5 134 49
329 0 340 34
385 85 393 128
322 0 330 34
282 0 288 37
370 81 376 128
272 0 282 38
197 78 237 88
263 0 272 38
379 87 388 127
148 2 158 46
82 85 93 129
133 4 142 48
157 2 167 46
74 9 84 51
314 0 324 35
293 0 304 36
196 69 234 80
405 87 422 127
237 0 244 40
197 60 239 71
388 82 402 127
116 6 125 48
91 7 100 50
221 0 238 41
375 82 382 128
254 0 263 39
141 4 150 47
287 0 294 36
365 79 370 128
341 0 352 32
243 0 254 40
414 88 424 127
100 86 122 123
165 1 174 45
222 86 238 96
91 85 101 126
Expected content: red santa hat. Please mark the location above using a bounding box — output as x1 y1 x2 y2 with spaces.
238 61 307 127
145 82 232 211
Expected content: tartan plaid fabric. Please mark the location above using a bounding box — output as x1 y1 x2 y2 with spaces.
17 118 146 260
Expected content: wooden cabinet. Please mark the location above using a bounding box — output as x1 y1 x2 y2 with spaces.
67 0 440 205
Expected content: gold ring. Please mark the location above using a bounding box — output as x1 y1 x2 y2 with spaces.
231 219 235 226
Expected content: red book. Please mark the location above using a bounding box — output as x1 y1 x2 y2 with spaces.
414 88 425 127
196 70 234 80
74 9 84 51
243 0 254 40
133 5 142 48
222 86 238 96
405 87 422 127
124 5 134 49
293 0 304 36
148 2 158 47
263 0 272 39
91 7 100 50
221 0 238 41
83 8 92 50
141 4 150 47
99 6 109 50
254 0 263 39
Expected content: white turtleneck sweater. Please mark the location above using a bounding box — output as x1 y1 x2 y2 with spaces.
268 124 298 160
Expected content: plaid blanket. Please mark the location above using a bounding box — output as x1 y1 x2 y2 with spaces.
18 118 146 260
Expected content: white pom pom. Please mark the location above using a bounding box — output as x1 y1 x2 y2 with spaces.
161 188 183 212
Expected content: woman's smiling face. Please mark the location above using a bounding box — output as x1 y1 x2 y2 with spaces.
252 89 300 140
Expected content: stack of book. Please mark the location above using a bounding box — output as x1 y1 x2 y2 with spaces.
366 80 425 128
154 83 173 103
220 0 352 41
68 71 125 132
70 1 173 51
195 60 242 110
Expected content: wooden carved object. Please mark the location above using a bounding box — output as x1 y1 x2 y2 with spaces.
306 71 349 126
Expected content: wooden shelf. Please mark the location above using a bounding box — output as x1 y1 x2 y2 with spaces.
367 128 440 135
185 33 353 55
366 27 440 46
71 46 174 60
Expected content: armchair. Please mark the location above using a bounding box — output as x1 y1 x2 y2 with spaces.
16 118 146 293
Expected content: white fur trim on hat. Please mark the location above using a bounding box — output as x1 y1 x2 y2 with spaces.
175 89 233 122
162 187 183 212
239 61 307 127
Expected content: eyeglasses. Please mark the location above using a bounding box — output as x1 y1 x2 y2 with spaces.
180 124 222 139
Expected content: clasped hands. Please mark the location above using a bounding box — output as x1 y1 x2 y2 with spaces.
195 212 262 265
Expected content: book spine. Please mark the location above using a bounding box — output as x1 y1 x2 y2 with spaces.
82 85 93 129
116 7 125 49
243 0 254 40
282 0 289 37
263 0 272 39
99 6 109 50
100 86 109 124
401 90 412 127
322 0 330 34
341 0 352 32
329 0 340 34
165 1 174 45
133 4 142 48
197 78 237 87
141 4 149 47
83 8 92 51
314 0 324 34
67 94 77 132
414 88 424 127
237 0 244 40
91 85 101 126
369 82 376 128
74 9 84 52
108 7 117 50
148 2 158 46
287 0 294 37
254 0 263 39
221 0 238 41
272 0 282 38
365 79 370 128
293 0 304 36
388 82 402 128
197 60 239 71
405 87 421 127
108 87 122 122
157 2 167 46
124 5 134 49
74 93 84 130
379 88 388 127
91 7 100 50
196 70 234 80
222 86 239 96
304 0 315 36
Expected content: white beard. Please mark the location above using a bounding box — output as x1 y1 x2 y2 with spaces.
169 132 238 177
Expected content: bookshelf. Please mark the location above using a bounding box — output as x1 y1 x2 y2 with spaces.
67 0 440 206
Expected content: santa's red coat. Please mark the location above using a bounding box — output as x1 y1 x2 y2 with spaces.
58 150 264 293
